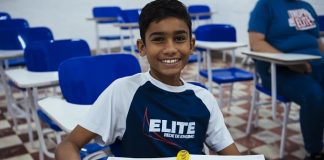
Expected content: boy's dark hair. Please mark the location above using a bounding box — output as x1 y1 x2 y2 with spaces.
139 0 192 44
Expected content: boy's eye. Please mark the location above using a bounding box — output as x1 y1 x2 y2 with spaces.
174 35 187 42
151 37 165 43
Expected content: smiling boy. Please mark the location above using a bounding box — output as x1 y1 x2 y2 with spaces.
55 0 239 159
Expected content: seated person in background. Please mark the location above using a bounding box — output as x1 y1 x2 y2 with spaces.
55 0 240 159
248 0 324 159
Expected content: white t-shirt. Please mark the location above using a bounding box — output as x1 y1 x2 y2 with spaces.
80 72 233 158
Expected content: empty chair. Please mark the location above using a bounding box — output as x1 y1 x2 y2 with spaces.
188 5 213 30
120 9 140 55
92 6 130 53
25 39 90 71
195 24 253 108
0 12 11 20
23 39 92 159
0 27 54 67
0 18 29 29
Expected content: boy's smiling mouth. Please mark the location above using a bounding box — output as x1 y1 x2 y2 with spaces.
161 58 181 64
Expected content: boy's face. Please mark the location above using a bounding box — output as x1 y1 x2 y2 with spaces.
137 17 195 86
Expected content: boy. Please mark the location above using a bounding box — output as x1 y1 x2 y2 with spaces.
55 0 239 159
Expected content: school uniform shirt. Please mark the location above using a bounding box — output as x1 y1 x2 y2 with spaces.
79 72 233 158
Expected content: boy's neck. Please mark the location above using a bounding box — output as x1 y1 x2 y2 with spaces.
149 71 183 86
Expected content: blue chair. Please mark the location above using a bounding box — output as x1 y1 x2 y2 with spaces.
120 9 140 55
58 54 141 158
0 27 54 67
59 54 141 104
0 18 29 29
188 5 213 31
245 72 293 159
92 6 130 53
24 39 91 159
25 39 90 72
318 15 324 32
195 24 253 108
0 12 11 20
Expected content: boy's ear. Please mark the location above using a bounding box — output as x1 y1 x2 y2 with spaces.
137 39 146 57
190 37 196 54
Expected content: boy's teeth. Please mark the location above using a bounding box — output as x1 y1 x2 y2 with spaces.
162 59 179 64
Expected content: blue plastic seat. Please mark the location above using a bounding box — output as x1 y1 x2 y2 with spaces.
195 24 253 108
58 54 141 158
92 6 130 53
0 27 54 67
188 5 213 31
24 39 91 159
0 18 29 30
59 54 141 104
25 39 90 72
120 9 140 55
0 12 11 20
188 5 211 20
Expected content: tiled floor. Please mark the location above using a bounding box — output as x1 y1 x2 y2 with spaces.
0 56 307 160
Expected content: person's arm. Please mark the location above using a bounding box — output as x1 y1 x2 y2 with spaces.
249 31 311 74
55 125 97 160
318 38 324 53
249 31 281 53
217 143 240 155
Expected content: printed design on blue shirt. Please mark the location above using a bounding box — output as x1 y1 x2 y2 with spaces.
288 9 316 30
143 107 196 149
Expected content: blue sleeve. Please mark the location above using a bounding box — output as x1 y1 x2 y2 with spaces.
248 0 271 34
305 3 320 38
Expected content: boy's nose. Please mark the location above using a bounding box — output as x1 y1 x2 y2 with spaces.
162 40 177 55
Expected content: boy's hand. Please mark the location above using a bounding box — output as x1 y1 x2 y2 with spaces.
287 62 312 74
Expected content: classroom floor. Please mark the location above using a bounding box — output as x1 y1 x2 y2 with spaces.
0 55 307 160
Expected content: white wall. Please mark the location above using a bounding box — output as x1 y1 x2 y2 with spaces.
1 0 323 51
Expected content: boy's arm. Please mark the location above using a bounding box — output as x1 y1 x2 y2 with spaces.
55 125 97 160
217 143 240 155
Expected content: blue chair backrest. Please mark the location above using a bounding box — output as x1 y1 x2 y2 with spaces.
318 15 324 31
24 39 91 72
195 24 236 42
0 19 29 30
0 27 53 50
121 9 140 23
92 6 122 24
188 5 211 20
0 12 11 20
58 54 141 105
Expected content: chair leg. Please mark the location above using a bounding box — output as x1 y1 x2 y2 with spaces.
228 83 234 111
246 81 257 135
279 103 291 159
219 85 224 108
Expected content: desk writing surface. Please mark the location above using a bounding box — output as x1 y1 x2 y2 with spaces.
109 155 265 160
195 41 247 51
0 50 24 60
5 68 58 88
86 17 117 22
113 23 139 28
242 51 321 65
189 11 216 17
38 97 91 132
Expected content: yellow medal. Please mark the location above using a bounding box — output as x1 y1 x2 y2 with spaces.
176 150 190 160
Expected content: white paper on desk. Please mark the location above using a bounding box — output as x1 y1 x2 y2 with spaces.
108 155 265 160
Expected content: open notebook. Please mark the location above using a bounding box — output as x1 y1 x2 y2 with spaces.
108 155 265 160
